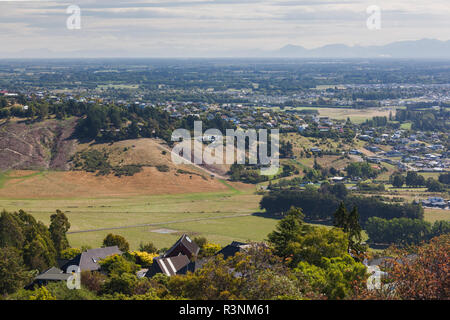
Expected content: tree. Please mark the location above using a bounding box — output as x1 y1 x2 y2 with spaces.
0 210 25 248
295 254 367 299
103 234 129 252
405 171 425 187
23 234 57 271
49 210 71 255
289 227 349 267
348 206 363 252
438 172 450 185
36 102 49 120
99 254 139 276
333 203 364 253
0 210 57 272
346 162 378 179
365 235 449 300
0 247 31 295
391 174 405 188
333 202 349 232
426 178 445 192
80 271 107 294
267 207 309 258
101 273 139 295
331 183 348 199
138 242 158 254
60 248 82 260
0 97 7 108
365 217 436 245
276 223 367 299
127 121 140 139
167 255 241 300
192 236 208 249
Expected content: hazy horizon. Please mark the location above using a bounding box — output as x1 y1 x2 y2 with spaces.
0 0 449 58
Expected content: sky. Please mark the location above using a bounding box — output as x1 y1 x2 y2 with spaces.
0 0 449 57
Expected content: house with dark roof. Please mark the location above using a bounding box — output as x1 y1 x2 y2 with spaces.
26 267 72 289
61 246 122 273
145 255 191 277
216 241 249 260
164 234 200 259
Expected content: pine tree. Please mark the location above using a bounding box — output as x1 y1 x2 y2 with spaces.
334 204 364 253
49 210 71 255
348 206 362 245
267 207 306 258
333 202 349 232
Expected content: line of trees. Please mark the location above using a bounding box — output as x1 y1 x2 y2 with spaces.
365 217 450 245
0 209 71 295
391 172 447 192
260 188 423 225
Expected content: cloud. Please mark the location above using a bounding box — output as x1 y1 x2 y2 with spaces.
0 0 448 57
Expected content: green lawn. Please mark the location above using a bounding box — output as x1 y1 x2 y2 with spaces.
67 214 280 250
0 185 271 250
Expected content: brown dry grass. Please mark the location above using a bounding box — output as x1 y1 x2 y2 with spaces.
0 167 232 199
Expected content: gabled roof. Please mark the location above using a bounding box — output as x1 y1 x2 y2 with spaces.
35 267 72 281
216 241 248 260
164 234 200 259
61 246 122 272
146 255 190 277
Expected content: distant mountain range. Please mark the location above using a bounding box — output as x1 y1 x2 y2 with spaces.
269 39 450 59
1 39 449 59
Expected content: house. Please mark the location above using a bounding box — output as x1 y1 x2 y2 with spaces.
60 246 122 272
145 255 191 277
358 135 371 141
27 267 72 289
164 234 200 259
365 146 381 153
349 149 362 155
366 157 381 164
216 241 249 260
421 197 448 209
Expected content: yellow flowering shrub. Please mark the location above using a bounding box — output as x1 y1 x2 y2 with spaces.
202 243 221 257
29 287 56 300
130 251 159 267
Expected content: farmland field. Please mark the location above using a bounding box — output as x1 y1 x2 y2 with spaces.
424 208 450 223
0 177 270 249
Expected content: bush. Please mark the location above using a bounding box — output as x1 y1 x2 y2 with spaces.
113 165 142 177
102 234 130 252
99 254 140 276
138 242 158 254
60 248 82 260
200 243 221 258
129 251 158 267
81 271 107 294
156 165 170 172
